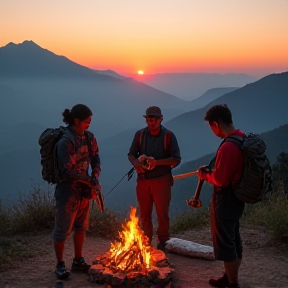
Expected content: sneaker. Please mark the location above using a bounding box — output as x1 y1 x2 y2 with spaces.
71 257 91 272
157 241 166 252
209 273 229 287
55 262 71 280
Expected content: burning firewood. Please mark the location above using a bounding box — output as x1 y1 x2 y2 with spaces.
89 206 173 286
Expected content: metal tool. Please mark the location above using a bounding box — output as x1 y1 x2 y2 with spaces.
186 179 204 208
186 157 216 208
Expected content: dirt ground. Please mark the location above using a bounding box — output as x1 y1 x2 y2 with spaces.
1 224 288 288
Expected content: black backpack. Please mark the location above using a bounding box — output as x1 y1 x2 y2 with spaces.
38 127 75 184
223 133 273 203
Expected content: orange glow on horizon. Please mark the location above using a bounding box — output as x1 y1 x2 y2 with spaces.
1 0 287 78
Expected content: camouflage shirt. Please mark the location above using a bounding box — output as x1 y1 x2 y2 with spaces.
56 127 101 185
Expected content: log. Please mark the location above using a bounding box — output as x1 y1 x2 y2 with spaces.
165 237 215 260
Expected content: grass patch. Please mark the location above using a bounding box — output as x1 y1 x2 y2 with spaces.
170 208 210 235
0 237 37 272
243 192 288 241
0 185 126 239
0 185 55 236
88 205 124 239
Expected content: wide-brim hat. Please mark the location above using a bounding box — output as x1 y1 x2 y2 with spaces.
143 106 163 118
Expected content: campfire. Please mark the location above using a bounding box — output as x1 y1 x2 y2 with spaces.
109 206 151 273
89 206 173 287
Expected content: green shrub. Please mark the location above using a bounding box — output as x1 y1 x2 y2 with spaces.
170 208 209 235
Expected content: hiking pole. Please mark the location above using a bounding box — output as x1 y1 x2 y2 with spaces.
104 167 135 198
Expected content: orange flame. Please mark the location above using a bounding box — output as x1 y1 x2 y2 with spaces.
109 206 151 272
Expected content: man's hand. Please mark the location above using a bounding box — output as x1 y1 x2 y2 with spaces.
145 157 156 170
91 185 105 212
138 154 156 170
90 177 101 192
134 158 146 173
197 165 212 182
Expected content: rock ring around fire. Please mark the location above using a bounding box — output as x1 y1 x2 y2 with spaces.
89 247 174 287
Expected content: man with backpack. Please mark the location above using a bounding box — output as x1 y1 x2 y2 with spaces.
198 104 245 288
128 106 181 251
51 104 101 280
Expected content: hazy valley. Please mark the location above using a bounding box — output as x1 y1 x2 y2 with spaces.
1 41 288 213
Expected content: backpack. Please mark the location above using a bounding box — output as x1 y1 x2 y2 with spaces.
136 127 172 154
38 126 75 184
223 133 273 203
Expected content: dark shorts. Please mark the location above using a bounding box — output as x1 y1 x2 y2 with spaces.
210 188 245 262
52 187 90 242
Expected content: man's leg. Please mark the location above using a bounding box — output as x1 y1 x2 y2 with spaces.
52 196 74 279
70 198 91 272
73 230 85 259
136 180 154 243
224 259 241 284
152 179 171 244
54 240 65 262
225 220 242 285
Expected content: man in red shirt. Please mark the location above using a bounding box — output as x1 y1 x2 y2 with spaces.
198 104 245 288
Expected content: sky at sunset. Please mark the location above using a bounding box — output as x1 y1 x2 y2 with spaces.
1 0 288 76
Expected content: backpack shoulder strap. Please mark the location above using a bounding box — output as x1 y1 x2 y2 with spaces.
137 127 147 154
164 129 172 152
221 134 245 149
84 130 92 150
62 128 75 145
137 127 172 153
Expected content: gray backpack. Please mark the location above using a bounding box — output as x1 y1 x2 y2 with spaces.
222 133 273 203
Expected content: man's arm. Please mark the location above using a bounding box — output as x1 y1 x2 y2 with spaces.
198 142 243 186
128 154 145 173
127 131 145 173
147 157 181 168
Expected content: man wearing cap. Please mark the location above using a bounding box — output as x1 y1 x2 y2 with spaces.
128 106 181 251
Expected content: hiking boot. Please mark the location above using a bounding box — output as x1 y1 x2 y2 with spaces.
71 257 91 272
157 241 167 252
55 262 71 280
209 273 229 287
228 284 240 288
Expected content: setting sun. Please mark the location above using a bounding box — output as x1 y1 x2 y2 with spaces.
138 70 144 75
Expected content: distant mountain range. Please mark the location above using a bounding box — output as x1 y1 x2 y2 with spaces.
137 73 258 100
0 40 287 212
0 41 124 79
171 123 288 211
189 87 239 110
166 71 288 160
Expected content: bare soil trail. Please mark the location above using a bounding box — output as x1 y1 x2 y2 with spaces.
1 224 288 288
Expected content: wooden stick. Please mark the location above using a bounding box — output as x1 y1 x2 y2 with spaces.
173 170 198 180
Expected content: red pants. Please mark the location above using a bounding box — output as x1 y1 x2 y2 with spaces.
136 175 172 243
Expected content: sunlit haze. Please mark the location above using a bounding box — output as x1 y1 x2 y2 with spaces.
1 0 287 77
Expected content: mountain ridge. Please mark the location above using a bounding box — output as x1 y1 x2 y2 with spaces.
0 41 122 80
